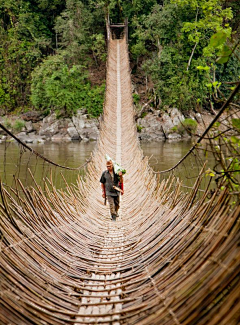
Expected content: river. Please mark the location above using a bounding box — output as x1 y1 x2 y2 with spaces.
0 140 212 191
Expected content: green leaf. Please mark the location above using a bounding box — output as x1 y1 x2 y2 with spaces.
230 136 240 145
197 65 210 71
205 168 215 177
213 122 220 128
210 31 227 48
216 56 230 64
232 119 240 131
217 45 232 57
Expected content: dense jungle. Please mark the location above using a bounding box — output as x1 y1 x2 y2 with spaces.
0 0 239 118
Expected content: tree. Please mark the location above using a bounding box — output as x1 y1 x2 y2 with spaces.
0 0 62 111
31 53 105 117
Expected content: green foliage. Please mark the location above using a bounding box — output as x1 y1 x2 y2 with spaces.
171 125 178 133
136 124 143 132
0 0 59 111
91 33 107 63
13 119 25 131
232 119 240 132
172 0 233 47
84 83 105 118
205 168 215 177
210 31 227 48
3 118 12 129
133 93 140 104
0 0 105 113
141 112 147 118
0 0 239 117
173 118 198 135
54 0 106 65
205 115 240 194
128 0 239 112
180 118 198 134
144 53 210 110
31 54 105 117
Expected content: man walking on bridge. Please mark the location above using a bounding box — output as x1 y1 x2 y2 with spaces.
100 160 124 221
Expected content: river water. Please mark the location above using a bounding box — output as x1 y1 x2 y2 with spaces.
0 140 212 190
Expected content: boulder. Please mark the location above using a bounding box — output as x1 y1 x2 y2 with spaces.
51 133 69 142
67 126 81 140
168 107 185 125
72 110 99 141
21 111 42 122
39 114 59 137
168 133 181 140
15 132 46 144
16 132 27 137
25 121 34 133
137 108 185 141
195 113 202 123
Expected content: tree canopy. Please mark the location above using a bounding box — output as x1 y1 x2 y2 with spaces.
0 0 239 116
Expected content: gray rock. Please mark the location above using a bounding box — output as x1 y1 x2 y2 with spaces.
39 114 59 136
37 139 45 144
168 133 181 139
16 132 27 137
168 107 184 125
25 121 34 133
137 108 186 141
138 133 152 142
21 111 42 122
72 110 99 141
51 133 63 142
80 127 99 141
13 132 45 144
195 113 202 123
51 133 71 142
67 126 81 140
32 122 41 132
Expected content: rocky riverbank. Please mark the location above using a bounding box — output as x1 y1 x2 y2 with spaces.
0 108 213 144
0 110 99 144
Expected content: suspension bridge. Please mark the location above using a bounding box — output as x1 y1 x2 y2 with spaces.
0 27 240 325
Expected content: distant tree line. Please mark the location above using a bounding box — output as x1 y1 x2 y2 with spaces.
0 0 239 117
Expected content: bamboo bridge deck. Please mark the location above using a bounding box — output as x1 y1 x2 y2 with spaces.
0 36 240 325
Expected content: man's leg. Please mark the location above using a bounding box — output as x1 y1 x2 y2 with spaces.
114 195 120 217
107 196 117 220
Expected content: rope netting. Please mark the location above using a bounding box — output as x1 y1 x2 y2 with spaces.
0 33 240 325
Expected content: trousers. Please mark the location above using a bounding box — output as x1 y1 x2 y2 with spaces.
107 195 120 217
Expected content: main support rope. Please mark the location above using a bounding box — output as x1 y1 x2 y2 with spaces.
0 122 91 170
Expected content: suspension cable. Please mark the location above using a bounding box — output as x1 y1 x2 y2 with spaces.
0 123 91 170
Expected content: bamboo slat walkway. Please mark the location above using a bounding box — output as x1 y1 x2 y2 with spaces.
0 36 240 325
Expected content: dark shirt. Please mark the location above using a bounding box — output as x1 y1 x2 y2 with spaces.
100 170 119 196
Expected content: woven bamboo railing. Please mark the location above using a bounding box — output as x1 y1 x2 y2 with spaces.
0 36 239 325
